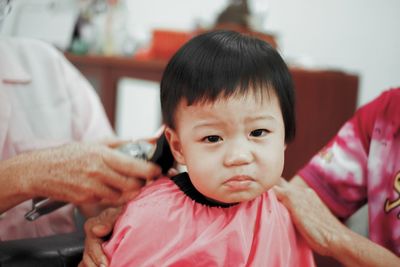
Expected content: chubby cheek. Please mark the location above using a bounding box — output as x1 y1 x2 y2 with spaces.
186 165 214 196
185 153 215 179
258 148 285 188
184 151 219 192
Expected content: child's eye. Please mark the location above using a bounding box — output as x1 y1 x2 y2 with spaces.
203 135 222 143
250 129 269 137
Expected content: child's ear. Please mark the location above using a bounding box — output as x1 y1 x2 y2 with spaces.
164 127 186 165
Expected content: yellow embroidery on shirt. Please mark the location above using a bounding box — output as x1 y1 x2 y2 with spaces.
319 149 333 163
384 171 400 219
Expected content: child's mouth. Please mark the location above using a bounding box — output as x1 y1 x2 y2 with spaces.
224 175 254 190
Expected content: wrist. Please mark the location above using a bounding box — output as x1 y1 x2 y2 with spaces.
0 155 35 213
329 225 354 258
328 224 375 267
6 152 39 199
315 219 354 259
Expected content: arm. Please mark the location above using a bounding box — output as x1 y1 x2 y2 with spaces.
0 142 161 214
274 176 400 267
0 155 32 213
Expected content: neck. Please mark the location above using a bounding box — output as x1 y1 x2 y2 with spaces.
171 172 238 208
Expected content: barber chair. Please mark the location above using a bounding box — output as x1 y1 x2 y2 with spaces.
0 210 85 267
0 231 84 267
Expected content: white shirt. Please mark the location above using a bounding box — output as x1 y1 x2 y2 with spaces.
0 37 114 240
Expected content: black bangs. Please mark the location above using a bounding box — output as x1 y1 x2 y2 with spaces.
160 30 295 142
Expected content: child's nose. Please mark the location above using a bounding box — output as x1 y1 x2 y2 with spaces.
223 140 253 166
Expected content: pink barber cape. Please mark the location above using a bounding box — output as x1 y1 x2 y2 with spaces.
104 174 315 267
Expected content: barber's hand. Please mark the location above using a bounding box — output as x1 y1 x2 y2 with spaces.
273 176 347 257
79 207 122 267
19 142 161 206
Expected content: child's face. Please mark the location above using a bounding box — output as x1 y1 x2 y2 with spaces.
165 90 286 204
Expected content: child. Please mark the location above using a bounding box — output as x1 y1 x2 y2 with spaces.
104 30 315 266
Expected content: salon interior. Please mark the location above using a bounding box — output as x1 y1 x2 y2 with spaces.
1 0 399 266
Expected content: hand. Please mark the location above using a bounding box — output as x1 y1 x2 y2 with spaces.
274 176 400 267
17 142 161 206
273 176 346 257
79 207 122 267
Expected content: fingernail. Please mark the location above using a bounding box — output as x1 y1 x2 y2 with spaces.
100 256 108 267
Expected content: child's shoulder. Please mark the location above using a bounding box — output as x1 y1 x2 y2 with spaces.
125 176 180 208
134 176 177 199
257 190 292 221
116 177 186 225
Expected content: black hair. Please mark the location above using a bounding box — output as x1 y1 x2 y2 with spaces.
160 30 295 142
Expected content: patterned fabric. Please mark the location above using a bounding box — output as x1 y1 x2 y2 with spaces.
299 88 400 255
104 174 315 267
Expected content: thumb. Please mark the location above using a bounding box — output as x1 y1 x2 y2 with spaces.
90 207 122 237
92 223 112 237
277 177 289 187
272 185 285 200
272 177 289 200
99 137 129 148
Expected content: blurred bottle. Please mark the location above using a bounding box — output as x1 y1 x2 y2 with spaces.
248 0 270 32
102 0 136 56
72 0 135 56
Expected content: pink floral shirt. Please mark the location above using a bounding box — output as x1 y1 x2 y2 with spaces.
299 88 400 255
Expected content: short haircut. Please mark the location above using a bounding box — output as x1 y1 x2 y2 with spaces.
160 30 296 142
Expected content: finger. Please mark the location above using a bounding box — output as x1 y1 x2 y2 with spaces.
83 210 119 266
99 138 130 148
272 184 286 201
272 179 295 205
150 126 166 141
277 177 289 187
272 178 290 198
74 179 121 205
167 168 179 177
86 240 109 267
80 252 97 267
92 224 113 237
118 190 141 204
93 165 142 194
46 183 103 205
92 172 145 205
289 175 309 188
139 126 166 145
91 207 122 237
83 247 109 267
85 222 107 240
103 150 161 180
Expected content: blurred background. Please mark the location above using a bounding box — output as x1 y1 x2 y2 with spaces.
3 1 400 133
1 1 399 265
